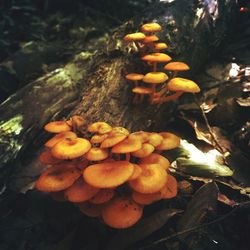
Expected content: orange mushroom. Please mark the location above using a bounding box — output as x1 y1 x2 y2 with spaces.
128 131 149 143
147 133 163 147
90 133 108 144
110 127 130 136
132 191 161 205
84 147 109 161
89 189 115 204
129 163 167 194
35 164 81 192
128 164 142 180
45 131 77 148
87 122 112 134
153 42 168 52
141 23 162 34
44 121 71 133
160 175 178 199
83 161 134 188
125 73 144 87
164 61 190 78
142 53 172 72
123 32 146 51
101 196 143 228
131 143 154 158
64 178 99 202
155 132 180 151
77 202 104 218
140 153 170 170
100 133 127 148
69 115 86 132
51 137 91 160
132 87 154 103
39 150 61 165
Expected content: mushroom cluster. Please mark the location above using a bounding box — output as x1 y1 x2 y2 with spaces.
36 116 180 229
123 23 201 104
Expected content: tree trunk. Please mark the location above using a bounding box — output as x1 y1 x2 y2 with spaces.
0 0 237 191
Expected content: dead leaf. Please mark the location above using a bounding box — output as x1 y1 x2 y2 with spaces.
105 209 182 250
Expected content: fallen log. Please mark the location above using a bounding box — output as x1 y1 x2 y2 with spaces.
0 0 237 191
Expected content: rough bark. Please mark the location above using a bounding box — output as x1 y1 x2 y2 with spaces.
0 0 237 191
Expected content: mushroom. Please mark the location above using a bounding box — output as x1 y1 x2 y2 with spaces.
89 189 115 204
128 164 143 180
35 164 81 192
77 202 104 218
129 163 168 194
164 61 190 78
123 32 146 52
125 73 144 87
51 137 91 160
83 161 134 188
132 86 154 103
147 133 163 147
142 53 172 72
152 77 200 104
141 23 162 34
84 147 109 161
132 191 161 205
131 143 155 158
39 150 61 165
155 132 180 151
101 196 143 228
45 131 77 148
44 121 71 133
142 35 159 51
153 42 168 52
64 178 100 203
142 72 168 102
140 153 170 170
87 122 112 134
160 175 178 199
100 133 127 148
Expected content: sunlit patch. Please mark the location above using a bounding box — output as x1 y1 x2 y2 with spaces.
0 115 23 135
160 0 175 3
229 62 240 78
180 139 222 165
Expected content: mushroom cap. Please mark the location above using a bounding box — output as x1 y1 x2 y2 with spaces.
147 133 163 147
123 32 146 41
129 164 168 194
128 164 143 180
44 121 71 133
83 161 134 188
164 62 190 71
88 122 112 134
155 132 180 150
64 178 99 202
45 131 77 148
132 191 161 205
143 35 159 43
154 42 168 50
131 143 155 158
90 134 108 144
141 23 162 33
101 196 143 228
142 53 172 63
129 131 149 143
125 73 144 81
160 175 178 199
167 77 200 93
89 189 115 204
143 72 168 84
140 153 170 170
51 138 91 160
112 137 142 154
39 151 61 165
84 147 109 161
70 115 86 129
100 133 127 148
110 127 130 136
132 87 154 95
35 164 81 192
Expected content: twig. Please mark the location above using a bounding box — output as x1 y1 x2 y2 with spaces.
193 95 225 154
138 200 250 250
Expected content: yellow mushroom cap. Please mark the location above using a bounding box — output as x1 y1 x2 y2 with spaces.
142 53 172 63
84 147 109 161
155 132 180 150
167 77 200 93
83 161 134 188
132 191 161 205
164 62 190 71
141 23 162 33
88 122 112 134
39 150 61 165
90 134 108 144
112 138 142 154
77 202 104 218
101 196 143 228
128 164 143 180
125 73 144 81
147 133 163 147
129 163 168 194
140 153 170 170
100 133 127 148
89 189 115 204
129 131 149 143
51 138 91 160
143 35 159 43
45 131 77 148
154 42 168 50
44 121 71 133
110 127 130 136
143 72 168 84
123 32 146 41
131 143 155 158
132 87 154 95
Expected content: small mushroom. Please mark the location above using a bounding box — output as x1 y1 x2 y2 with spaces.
131 143 155 158
128 164 143 180
164 61 190 78
84 147 109 161
155 132 180 151
101 196 143 228
140 153 170 170
132 86 154 103
153 42 168 52
45 131 77 148
89 189 115 204
87 122 112 134
142 53 172 72
141 23 162 34
123 32 146 52
44 121 71 133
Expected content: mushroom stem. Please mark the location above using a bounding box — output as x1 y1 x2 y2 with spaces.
172 71 177 78
125 153 131 162
153 91 184 104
